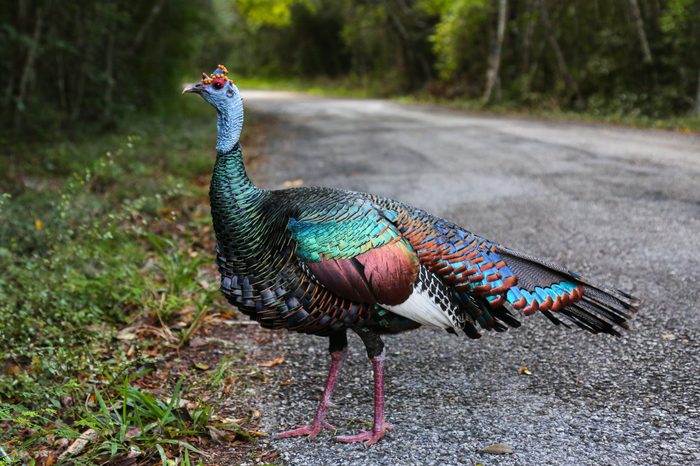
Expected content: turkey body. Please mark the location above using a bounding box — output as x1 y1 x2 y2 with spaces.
211 145 635 342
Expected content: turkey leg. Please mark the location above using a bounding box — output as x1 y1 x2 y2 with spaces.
336 329 392 446
275 332 347 438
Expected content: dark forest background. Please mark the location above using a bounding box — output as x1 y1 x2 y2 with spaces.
2 0 699 141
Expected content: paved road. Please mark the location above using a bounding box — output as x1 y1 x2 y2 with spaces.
242 91 700 465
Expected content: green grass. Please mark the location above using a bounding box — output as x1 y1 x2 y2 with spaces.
235 76 379 98
395 94 700 133
0 103 264 464
237 76 700 133
1 377 209 464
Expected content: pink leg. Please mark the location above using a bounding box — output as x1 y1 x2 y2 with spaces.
336 353 392 446
275 348 346 439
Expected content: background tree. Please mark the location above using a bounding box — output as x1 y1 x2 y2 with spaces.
1 0 698 142
223 0 700 118
0 0 212 138
483 0 507 103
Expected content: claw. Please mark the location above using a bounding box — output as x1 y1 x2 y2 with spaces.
335 422 392 446
275 420 335 439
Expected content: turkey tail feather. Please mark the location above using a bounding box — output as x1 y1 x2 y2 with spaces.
494 245 639 336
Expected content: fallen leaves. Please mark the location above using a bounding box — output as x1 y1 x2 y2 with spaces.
116 327 138 341
194 362 211 371
208 418 269 444
258 356 285 368
58 429 97 460
188 337 209 348
208 426 230 443
199 279 212 290
3 364 21 375
256 451 280 463
115 324 176 344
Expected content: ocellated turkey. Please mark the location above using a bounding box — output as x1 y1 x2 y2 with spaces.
183 65 638 446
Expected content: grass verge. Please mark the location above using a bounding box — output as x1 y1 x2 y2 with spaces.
0 104 280 465
396 94 700 133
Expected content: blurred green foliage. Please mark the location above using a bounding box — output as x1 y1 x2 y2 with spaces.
0 108 236 462
0 109 210 398
225 0 700 118
0 0 211 138
1 0 697 139
427 0 490 82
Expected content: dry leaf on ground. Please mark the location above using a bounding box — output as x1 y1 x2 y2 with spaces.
258 356 285 368
58 429 97 459
116 328 137 341
188 337 209 348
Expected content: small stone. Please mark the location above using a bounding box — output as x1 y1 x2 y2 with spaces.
480 442 513 455
189 337 208 348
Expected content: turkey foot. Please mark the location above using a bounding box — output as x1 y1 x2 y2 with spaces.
275 419 335 439
336 422 393 446
274 348 346 439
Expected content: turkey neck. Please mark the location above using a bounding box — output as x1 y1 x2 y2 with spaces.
209 146 268 257
216 97 243 155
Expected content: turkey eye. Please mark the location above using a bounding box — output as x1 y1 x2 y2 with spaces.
213 81 223 90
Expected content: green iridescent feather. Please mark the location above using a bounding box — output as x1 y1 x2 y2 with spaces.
288 205 400 262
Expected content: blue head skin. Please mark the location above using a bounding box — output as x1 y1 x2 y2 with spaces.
183 66 243 155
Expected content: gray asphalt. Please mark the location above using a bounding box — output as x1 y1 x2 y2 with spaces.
242 91 700 465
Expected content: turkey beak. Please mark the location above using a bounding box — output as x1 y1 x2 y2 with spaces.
182 83 203 94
